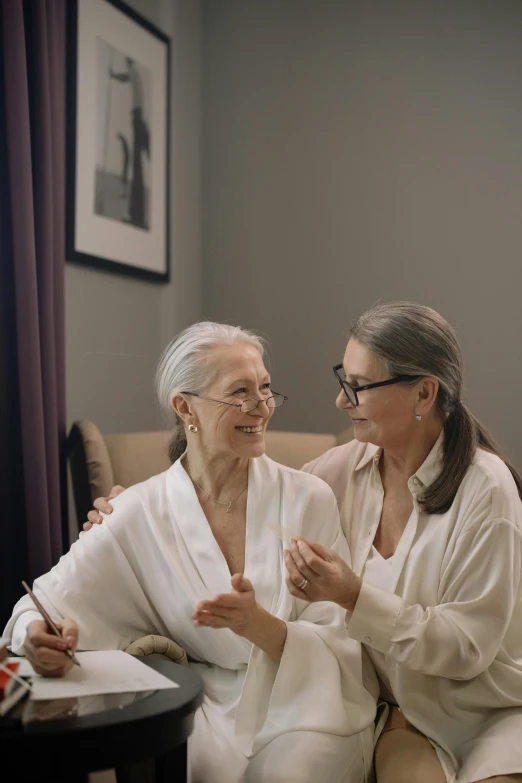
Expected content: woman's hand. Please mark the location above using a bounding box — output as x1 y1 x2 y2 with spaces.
24 619 79 677
193 574 287 661
83 485 126 531
193 574 259 637
284 538 362 611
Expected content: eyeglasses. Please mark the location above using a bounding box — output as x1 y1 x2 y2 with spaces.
333 364 421 406
181 391 288 414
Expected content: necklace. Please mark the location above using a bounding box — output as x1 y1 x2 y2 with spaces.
185 467 247 513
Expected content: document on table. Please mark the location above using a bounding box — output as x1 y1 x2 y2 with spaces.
9 650 179 700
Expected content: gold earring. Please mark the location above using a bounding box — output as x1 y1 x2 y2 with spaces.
188 424 198 433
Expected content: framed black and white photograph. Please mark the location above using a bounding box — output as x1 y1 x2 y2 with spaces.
66 0 170 282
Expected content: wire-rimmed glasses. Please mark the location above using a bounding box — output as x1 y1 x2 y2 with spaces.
181 391 288 413
333 364 421 406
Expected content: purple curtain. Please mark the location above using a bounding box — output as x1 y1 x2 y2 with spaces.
0 0 67 627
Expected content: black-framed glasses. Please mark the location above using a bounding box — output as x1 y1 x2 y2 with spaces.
333 364 421 406
181 391 288 414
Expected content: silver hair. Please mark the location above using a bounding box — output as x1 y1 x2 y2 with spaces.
155 321 266 462
350 301 462 416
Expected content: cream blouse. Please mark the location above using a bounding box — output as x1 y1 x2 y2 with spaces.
303 433 522 783
361 546 397 706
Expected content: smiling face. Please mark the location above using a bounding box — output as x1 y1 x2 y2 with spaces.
336 338 427 450
181 342 275 460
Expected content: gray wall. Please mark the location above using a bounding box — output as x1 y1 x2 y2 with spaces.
201 0 522 466
66 0 202 436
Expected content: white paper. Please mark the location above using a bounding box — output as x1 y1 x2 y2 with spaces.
10 651 179 701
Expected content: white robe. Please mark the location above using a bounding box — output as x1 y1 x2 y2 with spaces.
5 455 377 783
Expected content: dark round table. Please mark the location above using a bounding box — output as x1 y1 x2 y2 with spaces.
1 658 204 783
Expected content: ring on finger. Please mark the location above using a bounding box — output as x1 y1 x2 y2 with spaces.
292 554 317 580
297 578 308 591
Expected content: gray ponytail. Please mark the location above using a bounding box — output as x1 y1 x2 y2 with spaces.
155 322 266 463
351 302 522 513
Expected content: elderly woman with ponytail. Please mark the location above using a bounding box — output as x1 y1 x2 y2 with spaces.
284 302 522 783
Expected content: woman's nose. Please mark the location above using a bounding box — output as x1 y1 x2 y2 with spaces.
335 389 353 411
251 400 271 418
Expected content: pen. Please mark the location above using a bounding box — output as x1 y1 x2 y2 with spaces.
21 581 81 667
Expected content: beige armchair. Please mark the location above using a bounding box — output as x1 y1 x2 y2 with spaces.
67 419 351 531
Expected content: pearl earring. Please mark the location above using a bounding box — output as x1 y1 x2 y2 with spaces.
188 424 198 433
415 413 422 421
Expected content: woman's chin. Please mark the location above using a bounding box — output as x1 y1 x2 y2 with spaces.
233 432 266 458
246 439 267 458
351 421 372 443
353 428 382 449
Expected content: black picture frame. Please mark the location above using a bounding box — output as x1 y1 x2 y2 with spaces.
66 0 170 283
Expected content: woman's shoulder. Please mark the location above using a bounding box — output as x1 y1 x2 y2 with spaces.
99 469 172 533
262 454 338 504
467 448 517 494
114 468 171 503
299 439 375 499
262 456 344 545
468 448 522 522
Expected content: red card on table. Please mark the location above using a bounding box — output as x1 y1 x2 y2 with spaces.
0 663 20 700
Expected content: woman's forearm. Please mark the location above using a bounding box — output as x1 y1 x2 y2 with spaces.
244 606 288 662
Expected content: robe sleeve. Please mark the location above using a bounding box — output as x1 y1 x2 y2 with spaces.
235 478 377 755
3 489 162 655
347 512 522 680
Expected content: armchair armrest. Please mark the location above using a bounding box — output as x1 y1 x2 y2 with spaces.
125 635 188 666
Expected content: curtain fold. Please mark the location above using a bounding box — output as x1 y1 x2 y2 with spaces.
0 0 67 628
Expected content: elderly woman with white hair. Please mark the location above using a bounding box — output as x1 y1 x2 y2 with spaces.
4 322 377 783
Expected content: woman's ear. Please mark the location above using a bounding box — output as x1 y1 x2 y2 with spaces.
171 393 196 426
416 377 439 415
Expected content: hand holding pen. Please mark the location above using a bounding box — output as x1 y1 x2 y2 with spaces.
21 581 81 678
